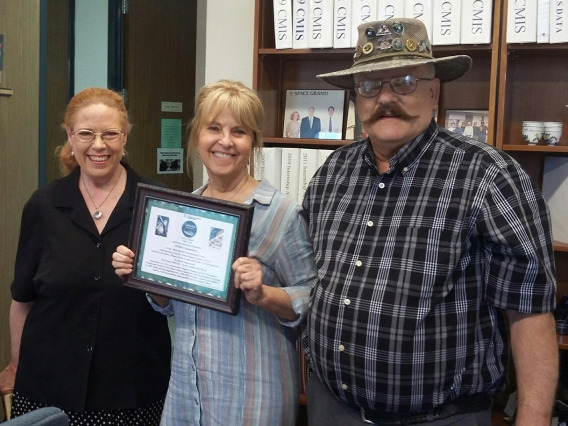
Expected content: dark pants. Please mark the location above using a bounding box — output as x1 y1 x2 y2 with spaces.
306 376 493 426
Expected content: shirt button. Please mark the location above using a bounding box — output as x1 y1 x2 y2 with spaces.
356 260 363 267
96 242 102 248
379 182 385 189
86 345 93 352
338 344 345 352
344 299 351 306
94 275 101 281
341 383 348 390
367 220 374 227
403 167 408 172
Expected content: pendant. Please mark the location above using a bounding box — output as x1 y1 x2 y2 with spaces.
93 210 103 220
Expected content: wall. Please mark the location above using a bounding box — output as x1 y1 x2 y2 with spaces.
0 1 41 368
193 0 255 188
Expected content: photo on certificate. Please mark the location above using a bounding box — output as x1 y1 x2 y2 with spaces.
125 183 254 314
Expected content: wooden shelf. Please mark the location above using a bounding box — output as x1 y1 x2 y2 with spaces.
259 44 494 57
556 242 568 253
258 47 351 56
503 145 568 153
507 43 568 56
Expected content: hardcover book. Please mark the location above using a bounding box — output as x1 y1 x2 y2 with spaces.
432 0 460 45
298 149 319 203
506 0 538 43
377 0 405 21
351 0 379 47
293 0 310 48
273 0 294 49
262 148 283 191
550 0 568 43
308 0 334 48
333 0 353 48
254 149 267 181
281 148 301 200
405 0 433 41
461 0 493 44
283 89 346 139
318 149 335 167
537 0 549 43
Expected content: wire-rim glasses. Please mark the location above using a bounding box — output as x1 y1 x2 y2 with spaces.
354 75 434 98
72 128 125 143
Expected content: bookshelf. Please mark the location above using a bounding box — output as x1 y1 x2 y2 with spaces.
494 0 568 300
253 1 502 146
253 0 568 407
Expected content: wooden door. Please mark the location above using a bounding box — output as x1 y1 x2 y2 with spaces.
122 0 197 192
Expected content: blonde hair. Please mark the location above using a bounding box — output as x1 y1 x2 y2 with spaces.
187 80 264 173
55 87 131 176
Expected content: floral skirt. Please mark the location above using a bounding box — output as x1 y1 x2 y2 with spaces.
12 392 164 426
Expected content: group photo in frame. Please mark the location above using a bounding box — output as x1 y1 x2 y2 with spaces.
445 109 490 143
283 89 346 140
125 184 254 314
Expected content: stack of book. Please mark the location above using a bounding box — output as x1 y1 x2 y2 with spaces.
254 147 334 204
273 0 494 49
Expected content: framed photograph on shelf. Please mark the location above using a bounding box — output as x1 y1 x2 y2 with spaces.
125 183 254 314
283 89 346 140
445 109 490 143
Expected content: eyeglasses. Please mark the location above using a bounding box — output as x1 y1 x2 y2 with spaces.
354 75 434 98
72 128 125 143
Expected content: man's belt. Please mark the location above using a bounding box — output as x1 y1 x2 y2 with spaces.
358 393 492 425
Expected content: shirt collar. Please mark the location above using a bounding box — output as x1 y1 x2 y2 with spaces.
363 119 439 175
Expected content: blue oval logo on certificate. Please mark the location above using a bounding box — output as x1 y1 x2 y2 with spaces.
182 221 197 238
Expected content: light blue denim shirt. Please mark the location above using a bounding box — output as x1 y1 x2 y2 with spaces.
149 179 316 426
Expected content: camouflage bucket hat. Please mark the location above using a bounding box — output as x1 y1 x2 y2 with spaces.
317 18 472 89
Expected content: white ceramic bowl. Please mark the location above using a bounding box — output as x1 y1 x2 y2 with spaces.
522 121 545 128
522 127 543 144
543 129 562 145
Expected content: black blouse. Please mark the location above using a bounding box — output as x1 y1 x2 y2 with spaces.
11 163 171 412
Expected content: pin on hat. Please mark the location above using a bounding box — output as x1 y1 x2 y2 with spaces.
317 18 472 89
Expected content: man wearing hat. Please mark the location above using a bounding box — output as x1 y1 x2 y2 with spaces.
302 18 558 425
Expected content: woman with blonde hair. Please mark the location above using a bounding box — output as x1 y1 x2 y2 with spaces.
113 80 316 425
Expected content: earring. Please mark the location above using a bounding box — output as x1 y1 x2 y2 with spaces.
71 150 74 157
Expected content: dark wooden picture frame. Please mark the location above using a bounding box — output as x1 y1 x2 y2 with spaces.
125 183 254 314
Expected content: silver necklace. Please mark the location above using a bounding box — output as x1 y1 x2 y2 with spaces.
81 167 123 220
